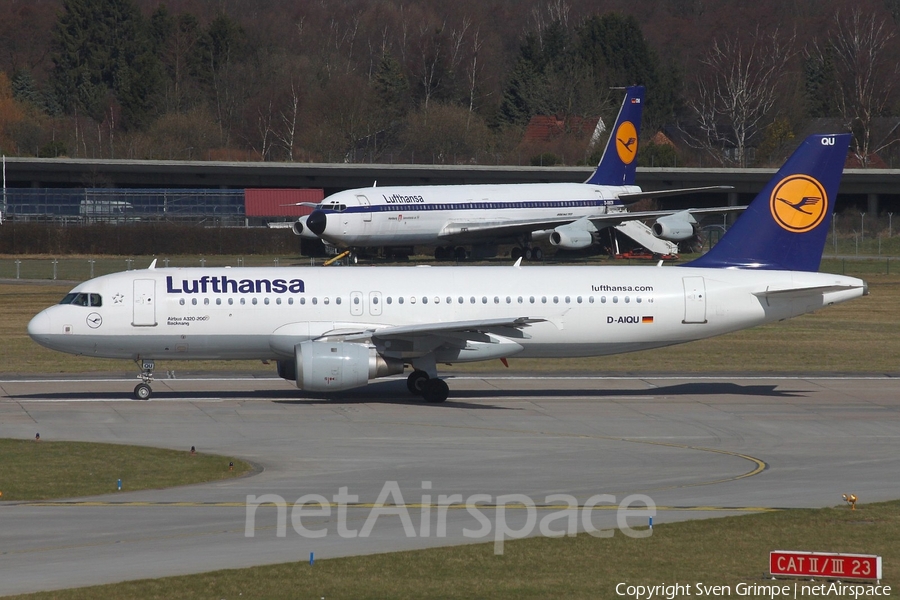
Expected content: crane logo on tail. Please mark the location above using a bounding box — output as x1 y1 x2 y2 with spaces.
615 121 638 165
769 175 828 233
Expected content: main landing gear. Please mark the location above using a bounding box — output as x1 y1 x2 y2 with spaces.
434 246 468 261
510 245 543 261
406 369 449 403
134 359 154 400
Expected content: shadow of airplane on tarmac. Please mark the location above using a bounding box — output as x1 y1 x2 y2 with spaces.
10 380 808 407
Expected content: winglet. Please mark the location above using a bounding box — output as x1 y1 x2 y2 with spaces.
683 133 850 271
585 85 644 186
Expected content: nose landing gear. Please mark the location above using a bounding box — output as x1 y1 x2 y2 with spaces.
134 359 155 399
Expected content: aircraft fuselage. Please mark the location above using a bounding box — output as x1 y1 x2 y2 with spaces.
29 264 865 363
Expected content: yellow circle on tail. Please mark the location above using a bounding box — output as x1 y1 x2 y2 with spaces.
615 121 638 165
769 175 828 233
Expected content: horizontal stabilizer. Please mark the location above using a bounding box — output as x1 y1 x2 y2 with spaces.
753 284 865 298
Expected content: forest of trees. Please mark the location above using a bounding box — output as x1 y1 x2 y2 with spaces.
2 0 900 168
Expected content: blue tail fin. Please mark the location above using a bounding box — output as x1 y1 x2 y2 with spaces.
585 85 644 186
684 133 850 271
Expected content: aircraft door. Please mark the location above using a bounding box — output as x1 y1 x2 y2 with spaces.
682 276 707 324
356 195 373 222
369 291 383 316
133 279 157 326
350 291 364 316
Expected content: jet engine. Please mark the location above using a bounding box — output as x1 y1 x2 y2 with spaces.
548 222 593 249
288 340 403 392
651 211 697 241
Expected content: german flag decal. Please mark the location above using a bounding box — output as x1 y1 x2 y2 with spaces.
642 316 654 323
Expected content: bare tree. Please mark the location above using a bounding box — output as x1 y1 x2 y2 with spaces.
254 100 275 161
466 27 485 118
686 28 795 167
809 9 897 167
275 78 302 161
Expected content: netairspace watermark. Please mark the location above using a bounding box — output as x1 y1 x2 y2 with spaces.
245 480 656 554
615 582 892 599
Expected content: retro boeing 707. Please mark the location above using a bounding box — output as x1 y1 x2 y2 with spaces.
29 134 865 402
294 86 740 261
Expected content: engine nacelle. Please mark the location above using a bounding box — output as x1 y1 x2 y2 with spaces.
651 213 696 241
548 224 593 249
292 220 305 236
293 340 403 392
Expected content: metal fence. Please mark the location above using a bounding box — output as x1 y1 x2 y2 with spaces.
1 189 246 226
0 256 317 281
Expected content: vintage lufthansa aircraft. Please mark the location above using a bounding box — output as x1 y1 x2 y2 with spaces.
29 134 865 402
294 85 739 261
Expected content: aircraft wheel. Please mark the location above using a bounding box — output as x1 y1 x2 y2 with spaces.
454 246 467 261
407 370 430 395
532 247 543 260
511 247 523 260
422 378 449 403
134 383 152 400
524 247 533 261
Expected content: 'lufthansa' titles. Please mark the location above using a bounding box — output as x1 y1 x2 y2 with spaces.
384 193 425 204
166 275 305 294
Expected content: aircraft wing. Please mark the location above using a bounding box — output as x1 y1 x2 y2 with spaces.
436 205 747 242
587 205 747 227
326 316 544 342
318 317 545 359
437 216 587 241
617 185 734 203
372 317 544 339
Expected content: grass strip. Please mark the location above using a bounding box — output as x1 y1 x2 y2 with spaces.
0 439 252 501
4 500 896 599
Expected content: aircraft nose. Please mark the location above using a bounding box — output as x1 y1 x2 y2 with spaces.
27 310 52 341
306 210 327 236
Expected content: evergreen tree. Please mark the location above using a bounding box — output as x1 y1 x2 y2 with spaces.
804 52 838 119
50 0 162 129
575 13 674 130
373 54 410 122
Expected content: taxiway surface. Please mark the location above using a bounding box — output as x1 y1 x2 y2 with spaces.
1 373 898 596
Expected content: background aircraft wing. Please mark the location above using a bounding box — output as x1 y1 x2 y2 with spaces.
617 185 734 203
587 205 747 227
437 216 587 241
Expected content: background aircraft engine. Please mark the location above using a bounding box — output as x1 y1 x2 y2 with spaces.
293 340 403 392
548 224 593 249
651 213 696 241
292 221 304 236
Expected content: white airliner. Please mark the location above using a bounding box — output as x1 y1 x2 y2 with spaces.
29 134 865 402
294 85 740 261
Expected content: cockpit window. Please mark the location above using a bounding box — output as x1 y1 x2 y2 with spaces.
59 293 102 307
322 203 347 212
